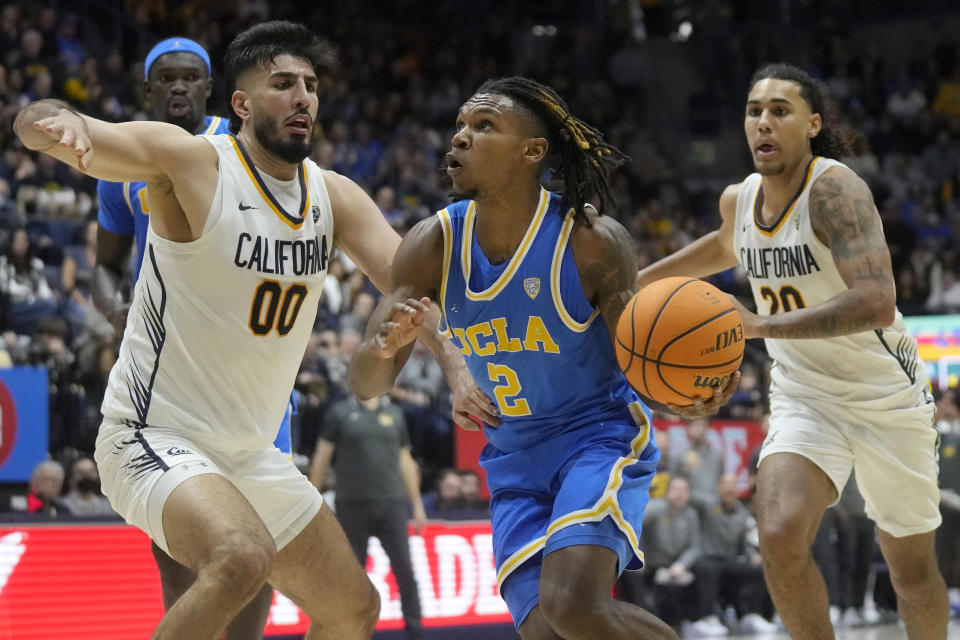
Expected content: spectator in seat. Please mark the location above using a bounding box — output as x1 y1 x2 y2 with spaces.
60 456 115 517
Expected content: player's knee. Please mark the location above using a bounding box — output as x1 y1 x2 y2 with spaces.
539 579 604 637
888 553 942 598
206 536 276 599
756 511 813 565
347 578 380 634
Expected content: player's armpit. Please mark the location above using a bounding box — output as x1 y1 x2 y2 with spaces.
570 214 639 348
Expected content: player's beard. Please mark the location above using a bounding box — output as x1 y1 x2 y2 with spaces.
756 161 787 176
254 116 312 164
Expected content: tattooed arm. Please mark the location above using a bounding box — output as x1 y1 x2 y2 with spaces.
571 210 638 349
737 166 896 339
574 210 739 416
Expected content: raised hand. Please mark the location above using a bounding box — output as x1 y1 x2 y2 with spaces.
370 296 432 358
33 111 93 171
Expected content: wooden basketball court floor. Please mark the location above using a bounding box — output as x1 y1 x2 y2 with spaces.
724 620 960 639
369 619 960 638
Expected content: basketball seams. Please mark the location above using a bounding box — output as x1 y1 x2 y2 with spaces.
655 305 741 401
656 306 739 363
639 278 697 397
636 353 743 370
616 277 744 406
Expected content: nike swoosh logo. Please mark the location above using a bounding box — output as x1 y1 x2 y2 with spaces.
239 202 257 211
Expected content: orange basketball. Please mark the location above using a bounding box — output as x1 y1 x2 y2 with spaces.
615 277 744 407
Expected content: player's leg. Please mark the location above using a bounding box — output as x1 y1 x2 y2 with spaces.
267 503 380 639
850 403 946 639
151 542 196 610
224 584 275 640
534 411 676 640
223 445 378 639
152 532 275 640
755 452 837 640
157 473 277 640
95 425 277 640
877 529 948 639
517 606 563 640
538 544 678 640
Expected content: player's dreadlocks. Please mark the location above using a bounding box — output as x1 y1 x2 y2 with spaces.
474 76 629 223
750 63 850 160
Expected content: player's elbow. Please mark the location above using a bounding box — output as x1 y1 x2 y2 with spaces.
13 105 43 150
867 287 897 328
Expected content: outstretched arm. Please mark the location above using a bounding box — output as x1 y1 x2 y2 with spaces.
14 99 199 182
15 100 218 240
734 166 896 339
636 184 741 288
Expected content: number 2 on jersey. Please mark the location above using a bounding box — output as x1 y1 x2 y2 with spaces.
486 362 531 417
249 280 308 336
760 285 806 314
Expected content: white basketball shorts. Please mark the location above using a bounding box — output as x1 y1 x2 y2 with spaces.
758 389 941 537
94 418 323 554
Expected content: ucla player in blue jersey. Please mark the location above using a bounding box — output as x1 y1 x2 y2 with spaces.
90 38 281 640
351 77 737 640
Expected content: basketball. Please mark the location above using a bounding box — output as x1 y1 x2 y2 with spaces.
615 277 745 406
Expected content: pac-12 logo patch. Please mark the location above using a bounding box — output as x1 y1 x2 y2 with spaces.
311 205 322 224
523 277 541 300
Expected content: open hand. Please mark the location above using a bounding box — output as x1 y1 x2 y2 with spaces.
33 112 93 171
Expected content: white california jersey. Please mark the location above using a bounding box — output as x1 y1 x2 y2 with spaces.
102 134 333 449
732 156 929 409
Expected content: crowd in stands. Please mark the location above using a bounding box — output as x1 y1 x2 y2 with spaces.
1 0 960 632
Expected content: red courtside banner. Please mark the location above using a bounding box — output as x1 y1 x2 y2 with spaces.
0 521 511 638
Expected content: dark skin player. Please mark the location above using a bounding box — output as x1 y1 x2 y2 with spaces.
350 78 737 640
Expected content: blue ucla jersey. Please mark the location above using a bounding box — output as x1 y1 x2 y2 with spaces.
438 187 647 452
95 116 293 455
97 116 229 280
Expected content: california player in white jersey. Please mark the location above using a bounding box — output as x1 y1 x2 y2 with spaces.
14 21 497 640
637 63 948 640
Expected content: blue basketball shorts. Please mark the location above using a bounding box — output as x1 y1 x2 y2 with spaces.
479 402 659 628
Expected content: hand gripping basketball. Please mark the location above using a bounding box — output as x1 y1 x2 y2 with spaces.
615 277 745 407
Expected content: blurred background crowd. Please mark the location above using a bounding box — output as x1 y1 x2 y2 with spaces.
1 0 960 634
